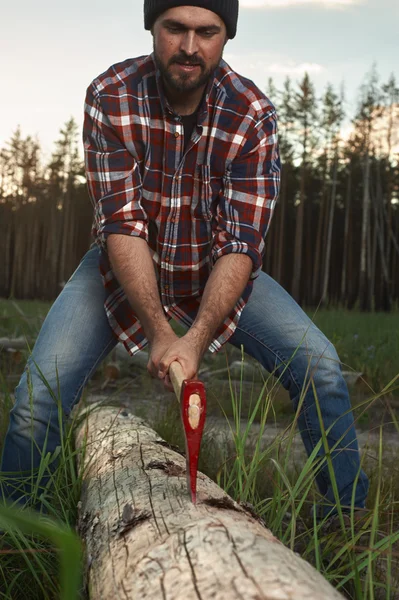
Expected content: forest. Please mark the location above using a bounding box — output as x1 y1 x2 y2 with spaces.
0 66 398 310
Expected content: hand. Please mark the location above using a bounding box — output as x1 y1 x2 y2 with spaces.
147 329 179 380
157 335 203 392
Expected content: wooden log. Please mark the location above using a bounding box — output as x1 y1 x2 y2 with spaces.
75 404 343 600
0 337 29 350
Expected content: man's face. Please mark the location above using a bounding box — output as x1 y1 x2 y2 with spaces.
152 6 227 95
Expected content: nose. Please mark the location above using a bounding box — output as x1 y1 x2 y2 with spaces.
180 31 199 56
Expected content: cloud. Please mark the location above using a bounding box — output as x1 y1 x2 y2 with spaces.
269 62 325 74
240 0 362 7
225 53 325 77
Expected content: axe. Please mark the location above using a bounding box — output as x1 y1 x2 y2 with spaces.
169 361 206 503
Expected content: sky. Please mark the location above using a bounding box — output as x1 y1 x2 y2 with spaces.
1 0 397 158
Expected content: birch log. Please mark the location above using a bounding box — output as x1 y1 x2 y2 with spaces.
75 404 343 600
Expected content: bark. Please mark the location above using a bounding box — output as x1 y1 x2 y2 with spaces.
292 163 306 303
311 197 325 304
9 221 27 299
4 208 12 294
370 210 377 308
375 160 392 310
321 154 338 305
304 192 313 305
74 405 343 600
311 149 329 304
276 167 287 284
340 169 351 304
359 151 371 310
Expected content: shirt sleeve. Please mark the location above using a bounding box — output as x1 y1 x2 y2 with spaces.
210 109 280 279
83 83 148 247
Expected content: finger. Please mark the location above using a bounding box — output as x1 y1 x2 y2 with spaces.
158 354 178 380
164 373 174 392
147 357 160 379
147 359 154 377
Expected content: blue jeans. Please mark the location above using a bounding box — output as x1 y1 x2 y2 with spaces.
1 247 369 516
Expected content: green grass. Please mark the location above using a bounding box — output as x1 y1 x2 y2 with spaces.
1 300 398 404
0 343 85 599
2 377 399 598
309 308 399 393
0 504 82 600
0 299 51 339
1 299 399 598
150 360 399 599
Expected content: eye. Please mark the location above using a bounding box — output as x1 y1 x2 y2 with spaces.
199 29 219 38
166 25 183 34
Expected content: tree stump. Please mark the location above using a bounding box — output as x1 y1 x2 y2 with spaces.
75 404 343 600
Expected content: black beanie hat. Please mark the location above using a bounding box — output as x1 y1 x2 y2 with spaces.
144 0 239 39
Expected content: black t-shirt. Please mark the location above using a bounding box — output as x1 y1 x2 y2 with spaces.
181 112 198 152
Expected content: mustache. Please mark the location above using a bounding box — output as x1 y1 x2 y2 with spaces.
168 53 205 68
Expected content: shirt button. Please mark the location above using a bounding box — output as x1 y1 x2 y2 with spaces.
174 132 179 138
164 285 169 291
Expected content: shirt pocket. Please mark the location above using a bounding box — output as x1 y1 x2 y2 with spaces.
191 164 212 222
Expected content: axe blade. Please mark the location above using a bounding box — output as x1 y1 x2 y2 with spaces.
180 379 207 504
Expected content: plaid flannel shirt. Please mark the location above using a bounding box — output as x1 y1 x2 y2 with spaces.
83 54 280 355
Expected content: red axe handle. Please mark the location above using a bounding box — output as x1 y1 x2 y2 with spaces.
169 361 206 503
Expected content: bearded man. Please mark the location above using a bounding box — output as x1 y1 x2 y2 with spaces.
1 0 369 521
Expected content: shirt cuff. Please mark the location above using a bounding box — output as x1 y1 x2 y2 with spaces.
96 220 149 247
210 236 262 280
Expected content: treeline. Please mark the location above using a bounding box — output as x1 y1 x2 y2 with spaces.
0 119 92 300
0 67 398 309
264 67 399 310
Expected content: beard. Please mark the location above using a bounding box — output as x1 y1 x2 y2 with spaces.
153 43 223 94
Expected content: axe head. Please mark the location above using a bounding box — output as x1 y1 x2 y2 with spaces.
180 379 207 504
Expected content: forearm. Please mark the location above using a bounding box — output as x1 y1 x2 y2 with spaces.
187 253 253 355
107 235 172 343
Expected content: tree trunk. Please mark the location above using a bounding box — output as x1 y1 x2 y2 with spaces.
311 197 325 305
292 162 306 303
9 220 23 298
4 207 12 295
311 150 329 304
375 159 392 310
321 154 338 305
74 404 343 600
370 207 377 309
359 151 371 310
276 168 287 285
304 190 313 305
340 169 351 305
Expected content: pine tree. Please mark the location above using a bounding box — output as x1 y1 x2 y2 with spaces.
291 72 318 303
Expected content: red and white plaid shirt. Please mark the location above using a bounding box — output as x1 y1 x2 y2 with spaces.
83 54 280 355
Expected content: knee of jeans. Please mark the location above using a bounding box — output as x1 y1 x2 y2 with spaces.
15 366 60 408
8 401 58 443
11 372 61 440
299 330 342 380
17 353 80 409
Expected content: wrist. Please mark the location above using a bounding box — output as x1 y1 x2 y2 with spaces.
185 325 211 358
147 320 176 345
